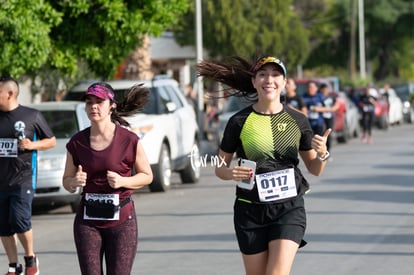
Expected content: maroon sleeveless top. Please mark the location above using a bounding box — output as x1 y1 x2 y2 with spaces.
66 125 139 228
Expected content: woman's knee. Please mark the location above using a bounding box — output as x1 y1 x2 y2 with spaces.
266 239 299 275
242 251 268 275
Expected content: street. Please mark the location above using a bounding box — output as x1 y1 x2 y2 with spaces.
1 124 414 274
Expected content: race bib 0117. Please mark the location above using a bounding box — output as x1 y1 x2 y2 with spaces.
255 168 297 202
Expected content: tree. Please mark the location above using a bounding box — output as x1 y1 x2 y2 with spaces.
300 0 414 82
293 0 350 76
365 0 414 81
0 0 62 78
0 0 188 80
174 0 310 76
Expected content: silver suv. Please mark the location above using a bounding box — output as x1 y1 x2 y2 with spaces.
65 75 201 192
30 101 90 212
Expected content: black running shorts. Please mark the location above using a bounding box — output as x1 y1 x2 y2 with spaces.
234 196 306 255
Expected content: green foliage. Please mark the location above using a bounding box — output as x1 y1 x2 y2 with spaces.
0 0 188 81
49 0 188 78
174 0 310 76
1 0 412 92
364 0 414 80
303 0 414 82
294 0 348 70
0 0 61 77
395 37 414 82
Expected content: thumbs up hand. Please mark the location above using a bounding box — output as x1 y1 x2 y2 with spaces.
74 165 87 187
311 128 332 157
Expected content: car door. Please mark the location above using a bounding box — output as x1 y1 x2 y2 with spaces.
156 86 182 159
164 84 196 158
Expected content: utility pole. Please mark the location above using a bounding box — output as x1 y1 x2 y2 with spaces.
350 0 357 81
358 0 367 80
195 0 205 138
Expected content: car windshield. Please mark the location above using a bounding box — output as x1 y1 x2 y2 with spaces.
41 110 79 139
392 85 410 101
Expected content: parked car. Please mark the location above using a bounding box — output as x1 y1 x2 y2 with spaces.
334 92 361 143
392 82 414 123
379 87 403 125
65 75 201 192
30 101 90 212
374 98 390 129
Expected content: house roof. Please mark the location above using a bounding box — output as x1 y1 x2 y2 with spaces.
150 32 197 60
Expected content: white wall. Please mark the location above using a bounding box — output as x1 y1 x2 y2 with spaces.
18 80 35 105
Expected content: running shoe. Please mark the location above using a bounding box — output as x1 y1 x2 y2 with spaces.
4 264 23 275
24 256 39 275
361 135 367 143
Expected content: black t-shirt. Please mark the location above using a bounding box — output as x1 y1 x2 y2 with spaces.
285 94 306 111
0 105 54 191
220 105 313 202
359 94 376 113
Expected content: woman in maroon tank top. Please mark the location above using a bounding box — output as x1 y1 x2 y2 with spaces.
62 82 153 275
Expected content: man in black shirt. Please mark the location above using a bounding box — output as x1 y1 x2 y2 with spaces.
0 76 56 275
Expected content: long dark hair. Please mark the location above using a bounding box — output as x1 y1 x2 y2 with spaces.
112 83 150 127
195 55 257 100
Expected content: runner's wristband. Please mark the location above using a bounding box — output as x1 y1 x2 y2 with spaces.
317 151 330 161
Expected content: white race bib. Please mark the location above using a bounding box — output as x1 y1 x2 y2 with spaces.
83 193 120 221
0 138 18 158
363 105 374 112
309 110 319 119
323 112 333 119
255 168 297 202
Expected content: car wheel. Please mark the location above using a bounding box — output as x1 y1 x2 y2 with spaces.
382 115 389 130
337 120 348 143
337 132 347 143
378 115 389 130
409 108 414 123
180 140 201 184
354 123 361 138
149 143 172 192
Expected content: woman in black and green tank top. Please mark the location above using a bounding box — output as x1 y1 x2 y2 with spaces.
196 56 331 275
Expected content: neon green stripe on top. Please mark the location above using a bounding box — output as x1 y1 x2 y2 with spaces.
240 111 301 163
240 112 273 160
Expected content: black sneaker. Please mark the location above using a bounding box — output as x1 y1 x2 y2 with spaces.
4 264 23 275
24 256 39 275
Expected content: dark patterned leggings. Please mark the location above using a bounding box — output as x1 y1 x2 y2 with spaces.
361 111 374 135
73 212 138 275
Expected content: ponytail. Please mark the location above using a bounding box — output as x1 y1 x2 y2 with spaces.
111 84 150 127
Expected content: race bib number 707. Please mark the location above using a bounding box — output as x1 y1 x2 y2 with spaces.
0 138 18 158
